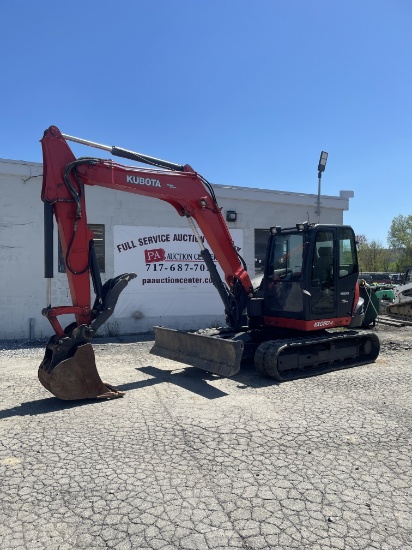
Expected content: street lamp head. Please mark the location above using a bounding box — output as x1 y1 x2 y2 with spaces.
318 151 328 173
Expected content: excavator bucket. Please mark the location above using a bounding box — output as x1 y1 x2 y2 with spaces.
38 343 125 400
150 326 244 377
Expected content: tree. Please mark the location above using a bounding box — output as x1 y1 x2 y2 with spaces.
356 234 368 246
357 239 390 272
387 214 412 270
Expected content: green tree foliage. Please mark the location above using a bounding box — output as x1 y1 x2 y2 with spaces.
387 214 412 270
358 239 389 272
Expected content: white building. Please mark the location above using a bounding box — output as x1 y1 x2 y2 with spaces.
0 158 353 340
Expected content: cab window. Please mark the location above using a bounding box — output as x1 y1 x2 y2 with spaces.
312 231 334 286
268 233 304 281
338 228 357 278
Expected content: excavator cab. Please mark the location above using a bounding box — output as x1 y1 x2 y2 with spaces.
260 224 363 329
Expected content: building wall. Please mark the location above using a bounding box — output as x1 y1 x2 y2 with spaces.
0 158 351 339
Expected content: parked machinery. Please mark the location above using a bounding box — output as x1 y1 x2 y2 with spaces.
385 267 412 320
39 126 379 400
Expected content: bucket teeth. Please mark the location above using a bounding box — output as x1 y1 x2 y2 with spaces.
39 343 124 400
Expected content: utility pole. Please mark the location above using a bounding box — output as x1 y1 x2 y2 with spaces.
316 151 328 222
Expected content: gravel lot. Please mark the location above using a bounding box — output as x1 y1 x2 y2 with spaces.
1 323 411 550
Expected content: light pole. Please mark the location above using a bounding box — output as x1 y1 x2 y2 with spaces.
316 151 328 221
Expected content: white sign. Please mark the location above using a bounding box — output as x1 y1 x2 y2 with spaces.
113 225 244 318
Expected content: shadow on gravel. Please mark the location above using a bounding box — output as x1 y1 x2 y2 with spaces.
0 362 279 419
0 368 227 419
117 366 229 399
125 363 279 394
231 360 281 389
0 366 230 419
0 397 93 419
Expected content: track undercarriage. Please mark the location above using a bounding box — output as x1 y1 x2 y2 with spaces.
385 300 412 322
151 326 380 382
253 330 380 381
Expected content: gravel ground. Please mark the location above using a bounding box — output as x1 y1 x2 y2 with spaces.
0 322 411 550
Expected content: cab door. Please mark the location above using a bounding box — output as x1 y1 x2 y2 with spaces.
306 226 358 321
308 229 337 319
335 227 358 319
263 232 305 319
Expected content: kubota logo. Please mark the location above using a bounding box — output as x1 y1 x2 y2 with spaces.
313 320 334 327
126 175 161 187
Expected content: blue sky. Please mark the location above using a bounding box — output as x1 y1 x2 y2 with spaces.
1 0 411 246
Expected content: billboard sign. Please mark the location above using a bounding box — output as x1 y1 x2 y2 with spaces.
113 225 243 318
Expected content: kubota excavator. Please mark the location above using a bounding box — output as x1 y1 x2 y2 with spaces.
39 126 380 400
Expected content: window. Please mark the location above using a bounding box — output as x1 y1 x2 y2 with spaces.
255 229 269 274
338 228 357 279
311 230 335 314
269 233 304 281
312 231 334 286
58 224 105 273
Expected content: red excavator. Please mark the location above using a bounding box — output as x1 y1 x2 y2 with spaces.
39 126 379 400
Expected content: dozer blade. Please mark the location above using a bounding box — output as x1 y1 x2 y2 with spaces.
38 343 125 400
150 326 244 377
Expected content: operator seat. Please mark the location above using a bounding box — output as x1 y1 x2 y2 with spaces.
313 246 334 285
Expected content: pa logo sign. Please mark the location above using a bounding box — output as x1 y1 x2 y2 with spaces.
144 248 166 263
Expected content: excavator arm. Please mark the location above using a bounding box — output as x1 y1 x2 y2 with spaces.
39 126 252 399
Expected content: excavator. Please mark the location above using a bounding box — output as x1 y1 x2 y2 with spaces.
39 126 380 400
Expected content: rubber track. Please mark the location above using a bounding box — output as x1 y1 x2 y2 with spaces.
254 330 380 382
